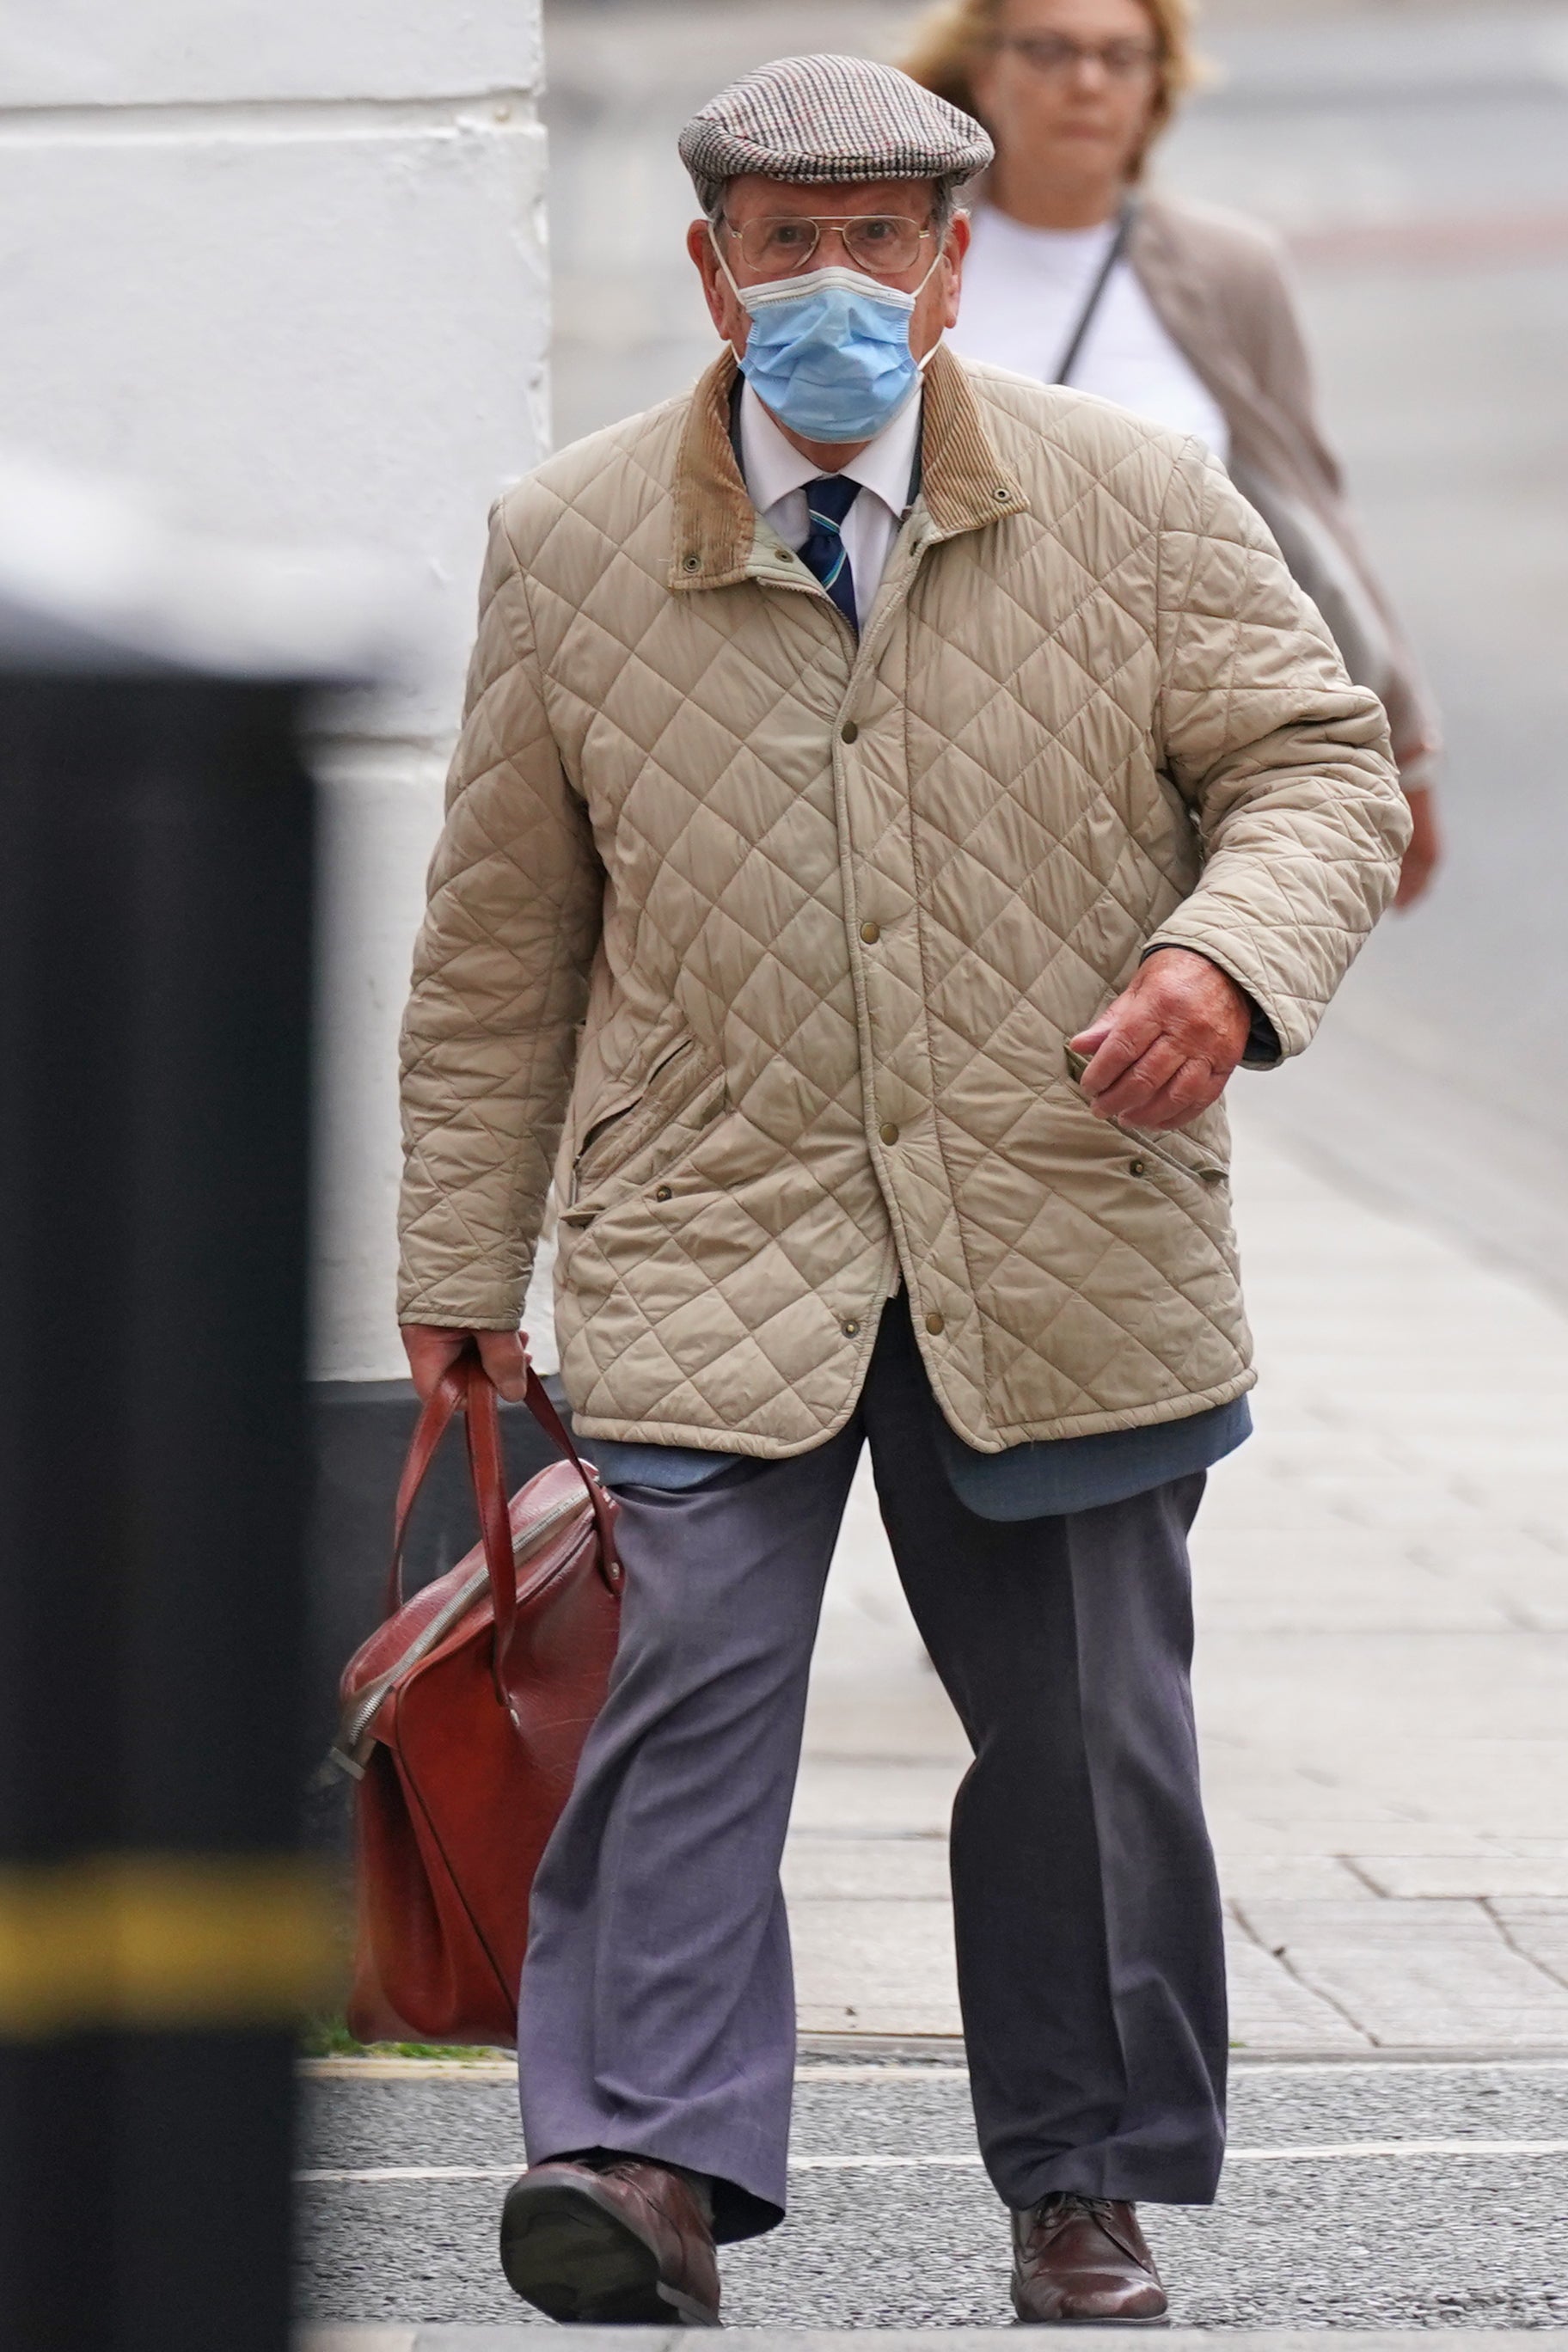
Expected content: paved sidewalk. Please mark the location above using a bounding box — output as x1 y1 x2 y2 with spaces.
790 1100 1568 2053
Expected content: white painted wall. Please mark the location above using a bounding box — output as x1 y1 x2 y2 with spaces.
0 2 549 1380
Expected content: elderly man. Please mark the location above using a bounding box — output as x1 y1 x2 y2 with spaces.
396 53 1408 2328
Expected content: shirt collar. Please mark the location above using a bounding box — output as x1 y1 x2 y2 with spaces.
670 347 1027 597
738 377 924 523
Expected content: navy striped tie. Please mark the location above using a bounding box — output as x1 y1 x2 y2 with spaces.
799 475 861 629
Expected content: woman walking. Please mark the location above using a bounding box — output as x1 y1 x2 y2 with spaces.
903 0 1442 905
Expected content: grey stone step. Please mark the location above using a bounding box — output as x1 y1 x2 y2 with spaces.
298 2331 1564 2350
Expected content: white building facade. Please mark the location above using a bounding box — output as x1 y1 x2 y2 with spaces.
0 0 551 1386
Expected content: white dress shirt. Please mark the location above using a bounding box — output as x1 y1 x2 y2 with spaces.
738 379 924 628
951 208 1231 464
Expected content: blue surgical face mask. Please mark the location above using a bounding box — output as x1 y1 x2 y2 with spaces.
714 238 943 444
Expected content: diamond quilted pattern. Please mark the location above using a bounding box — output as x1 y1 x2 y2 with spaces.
397 349 1408 1454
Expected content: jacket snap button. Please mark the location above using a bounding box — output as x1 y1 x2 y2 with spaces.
683 553 701 573
925 1311 945 1336
879 1122 899 1146
842 1318 861 1338
994 486 1011 501
860 921 880 944
654 1185 673 1203
1130 1159 1147 1178
841 721 859 744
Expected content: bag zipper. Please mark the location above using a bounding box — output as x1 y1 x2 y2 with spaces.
325 1488 590 1779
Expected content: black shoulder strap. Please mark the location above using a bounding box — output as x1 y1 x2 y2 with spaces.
1054 199 1139 389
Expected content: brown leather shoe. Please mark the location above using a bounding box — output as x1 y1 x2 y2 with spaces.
499 2155 721 2325
1012 2193 1168 2325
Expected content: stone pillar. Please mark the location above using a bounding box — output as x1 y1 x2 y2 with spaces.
0 1 550 1386
0 6 557 1722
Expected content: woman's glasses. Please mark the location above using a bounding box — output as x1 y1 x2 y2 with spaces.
721 214 935 278
995 33 1161 80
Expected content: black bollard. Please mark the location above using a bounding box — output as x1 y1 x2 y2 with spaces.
0 670 325 2351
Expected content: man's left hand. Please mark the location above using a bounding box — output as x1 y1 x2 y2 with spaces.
1393 784 1441 912
1070 949 1253 1132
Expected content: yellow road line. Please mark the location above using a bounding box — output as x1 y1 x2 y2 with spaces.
0 1853 339 2036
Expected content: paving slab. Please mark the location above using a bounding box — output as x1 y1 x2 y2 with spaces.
789 1898 959 2038
1222 1926 1370 2049
1232 1898 1568 2048
1356 1854 1568 1899
1492 1900 1568 1985
1214 1855 1376 1902
790 1762 959 1843
782 1837 952 1902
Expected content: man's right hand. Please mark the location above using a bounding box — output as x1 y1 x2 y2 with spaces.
401 1324 530 1404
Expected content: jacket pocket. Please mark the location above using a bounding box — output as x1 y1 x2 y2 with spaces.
1123 1125 1229 1194
564 1038 726 1219
1063 1045 1229 1192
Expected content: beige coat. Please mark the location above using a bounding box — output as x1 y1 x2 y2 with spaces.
398 346 1408 1455
1130 192 1441 788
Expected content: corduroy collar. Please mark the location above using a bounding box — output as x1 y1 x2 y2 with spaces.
669 345 1027 595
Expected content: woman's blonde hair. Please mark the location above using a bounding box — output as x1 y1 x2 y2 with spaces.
900 0 1204 181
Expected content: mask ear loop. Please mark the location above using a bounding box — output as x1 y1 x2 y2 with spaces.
911 232 954 374
707 219 747 363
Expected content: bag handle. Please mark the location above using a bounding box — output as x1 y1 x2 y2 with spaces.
518 1360 623 1595
384 1345 624 1628
385 1364 465 1616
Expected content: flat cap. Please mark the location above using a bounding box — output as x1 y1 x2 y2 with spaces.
678 53 994 213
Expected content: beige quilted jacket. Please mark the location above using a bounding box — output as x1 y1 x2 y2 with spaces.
398 346 1407 1455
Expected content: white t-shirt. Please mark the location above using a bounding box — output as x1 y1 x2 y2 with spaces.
951 207 1231 464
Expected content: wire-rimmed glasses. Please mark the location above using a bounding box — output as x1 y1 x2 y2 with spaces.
721 213 936 279
994 33 1161 79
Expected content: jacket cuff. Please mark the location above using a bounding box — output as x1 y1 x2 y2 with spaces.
1140 935 1293 1067
395 1275 530 1331
397 1314 525 1332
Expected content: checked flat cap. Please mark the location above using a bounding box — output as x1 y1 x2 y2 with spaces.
679 53 993 212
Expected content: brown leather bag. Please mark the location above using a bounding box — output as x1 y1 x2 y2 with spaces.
332 1353 622 2045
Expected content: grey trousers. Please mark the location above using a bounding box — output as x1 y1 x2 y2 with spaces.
517 1299 1228 2242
